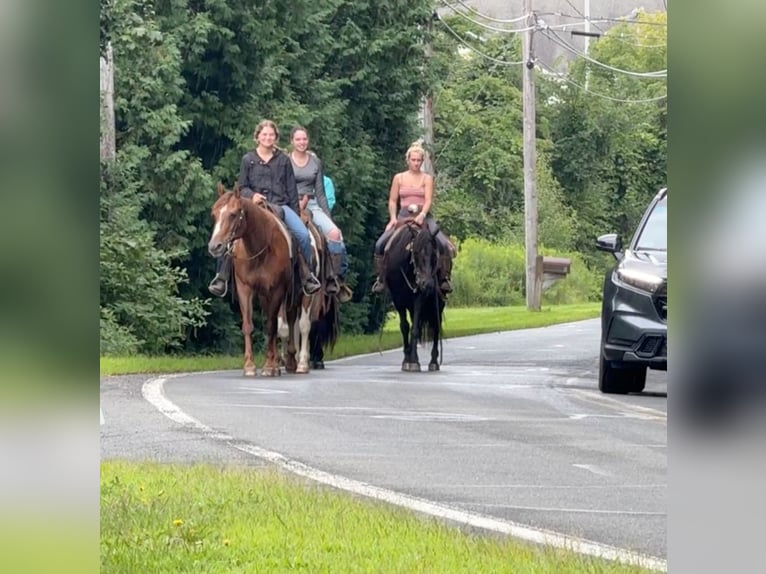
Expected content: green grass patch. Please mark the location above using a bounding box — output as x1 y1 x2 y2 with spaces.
101 461 652 574
100 303 600 376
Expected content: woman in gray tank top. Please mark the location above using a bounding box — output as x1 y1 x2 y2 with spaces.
289 126 353 303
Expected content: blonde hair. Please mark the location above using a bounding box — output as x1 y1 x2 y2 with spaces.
253 119 279 141
405 142 426 161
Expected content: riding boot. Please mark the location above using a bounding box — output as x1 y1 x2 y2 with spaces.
208 254 232 298
324 253 340 296
330 252 353 303
371 254 386 294
298 252 322 295
438 252 453 296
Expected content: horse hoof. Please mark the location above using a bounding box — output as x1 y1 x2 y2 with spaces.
401 362 421 372
428 363 440 372
244 369 257 377
296 364 310 374
311 361 325 370
261 367 281 377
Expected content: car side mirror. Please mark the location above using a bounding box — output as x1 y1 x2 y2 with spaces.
596 233 623 260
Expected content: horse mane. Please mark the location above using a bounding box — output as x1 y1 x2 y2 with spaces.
411 226 437 258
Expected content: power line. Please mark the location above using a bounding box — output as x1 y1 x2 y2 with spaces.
435 13 526 67
542 28 667 78
537 60 667 104
440 1 532 33
444 0 529 24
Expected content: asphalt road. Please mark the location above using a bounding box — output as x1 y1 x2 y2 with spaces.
101 318 667 568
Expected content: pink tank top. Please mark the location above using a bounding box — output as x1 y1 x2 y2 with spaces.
398 174 426 208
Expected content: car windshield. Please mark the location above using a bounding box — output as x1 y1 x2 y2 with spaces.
634 196 667 251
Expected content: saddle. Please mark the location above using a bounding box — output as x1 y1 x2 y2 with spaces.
253 199 293 259
383 218 418 254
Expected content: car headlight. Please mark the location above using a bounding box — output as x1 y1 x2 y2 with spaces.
616 267 665 293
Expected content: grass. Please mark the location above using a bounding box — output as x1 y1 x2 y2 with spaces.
101 461 654 574
100 303 600 376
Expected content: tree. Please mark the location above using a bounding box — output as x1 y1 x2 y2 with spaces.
544 11 667 266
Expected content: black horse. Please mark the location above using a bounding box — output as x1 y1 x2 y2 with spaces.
381 222 446 372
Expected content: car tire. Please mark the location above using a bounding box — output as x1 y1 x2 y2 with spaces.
599 355 647 394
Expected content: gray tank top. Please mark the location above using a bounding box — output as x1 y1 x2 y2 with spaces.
291 153 321 197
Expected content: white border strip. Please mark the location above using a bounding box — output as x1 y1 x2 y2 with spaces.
142 375 666 572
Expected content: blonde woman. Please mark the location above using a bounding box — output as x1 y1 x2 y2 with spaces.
371 143 454 295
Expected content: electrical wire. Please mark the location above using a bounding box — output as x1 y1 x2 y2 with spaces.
436 13 526 67
537 59 667 104
542 28 667 78
447 0 529 24
440 1 533 34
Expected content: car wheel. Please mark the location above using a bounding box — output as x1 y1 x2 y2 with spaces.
599 355 647 394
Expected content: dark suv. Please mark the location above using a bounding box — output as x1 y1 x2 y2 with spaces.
596 188 667 394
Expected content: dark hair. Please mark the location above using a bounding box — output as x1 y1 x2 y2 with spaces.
290 125 309 140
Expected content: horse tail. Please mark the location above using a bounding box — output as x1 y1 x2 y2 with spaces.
324 294 340 351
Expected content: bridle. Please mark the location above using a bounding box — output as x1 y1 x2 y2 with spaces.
220 204 269 261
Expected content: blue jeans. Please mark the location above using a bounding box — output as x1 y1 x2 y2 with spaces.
307 198 348 276
282 205 312 264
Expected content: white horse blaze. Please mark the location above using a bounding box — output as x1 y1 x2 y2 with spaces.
211 204 230 240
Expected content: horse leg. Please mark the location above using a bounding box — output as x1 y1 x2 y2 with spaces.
261 297 282 377
279 302 297 373
309 323 324 369
295 296 312 374
409 302 422 372
237 283 257 377
399 307 418 372
428 303 440 372
277 303 289 368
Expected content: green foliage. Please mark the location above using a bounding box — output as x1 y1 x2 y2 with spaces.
449 239 601 308
100 159 208 355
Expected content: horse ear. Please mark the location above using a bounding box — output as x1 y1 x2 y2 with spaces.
217 182 225 196
233 182 241 198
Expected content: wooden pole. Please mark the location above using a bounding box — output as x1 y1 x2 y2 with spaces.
522 3 541 310
100 43 115 161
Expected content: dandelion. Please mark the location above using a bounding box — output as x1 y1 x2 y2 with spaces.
173 519 183 527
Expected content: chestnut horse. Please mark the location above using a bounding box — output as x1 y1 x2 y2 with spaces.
208 182 312 376
381 222 445 372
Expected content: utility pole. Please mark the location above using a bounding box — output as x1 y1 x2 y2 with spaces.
522 2 541 310
100 42 115 161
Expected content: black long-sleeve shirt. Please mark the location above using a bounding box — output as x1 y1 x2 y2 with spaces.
237 149 299 213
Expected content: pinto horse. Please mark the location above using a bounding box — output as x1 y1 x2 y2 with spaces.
381 221 446 372
208 182 312 376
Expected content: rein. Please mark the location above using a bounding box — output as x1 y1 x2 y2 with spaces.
224 206 270 261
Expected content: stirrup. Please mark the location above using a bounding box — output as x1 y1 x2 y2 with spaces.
325 277 339 295
208 276 228 298
302 275 321 295
338 283 353 303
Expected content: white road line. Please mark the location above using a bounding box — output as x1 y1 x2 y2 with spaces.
426 483 666 489
142 375 667 572
572 463 613 477
468 503 665 517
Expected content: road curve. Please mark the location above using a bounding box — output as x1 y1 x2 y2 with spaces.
102 319 667 570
